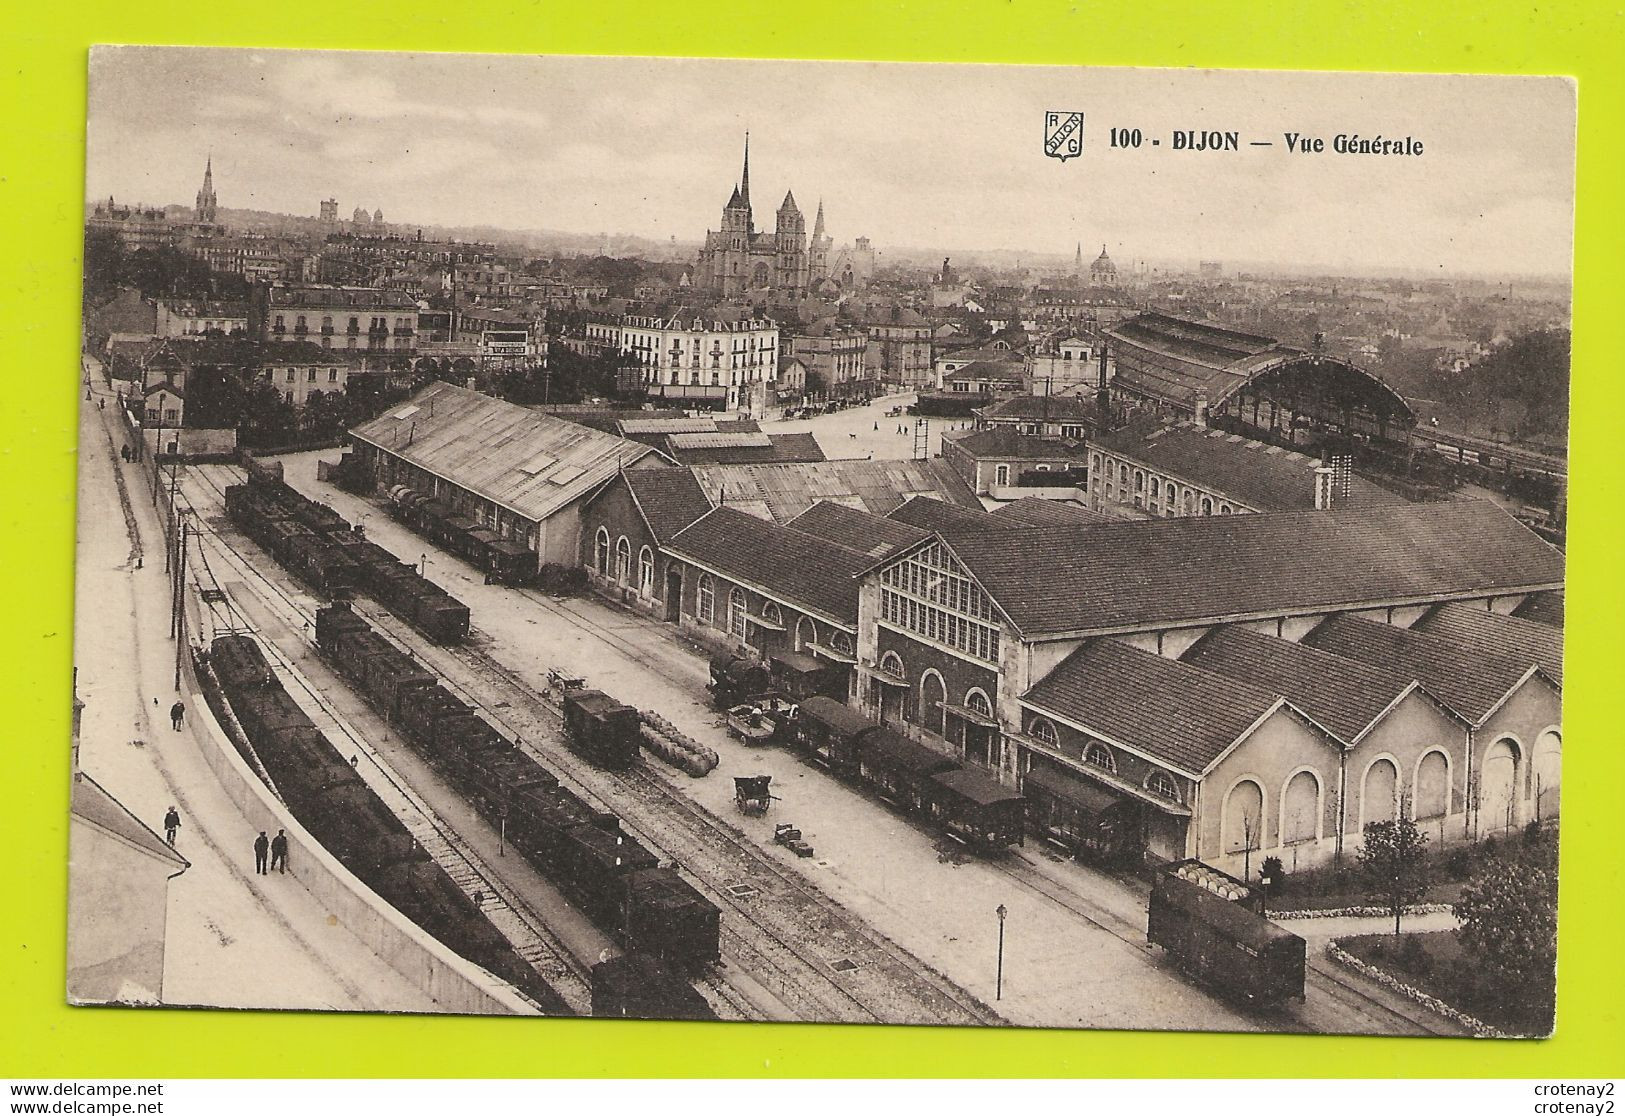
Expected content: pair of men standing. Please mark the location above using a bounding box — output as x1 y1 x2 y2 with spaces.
253 830 289 875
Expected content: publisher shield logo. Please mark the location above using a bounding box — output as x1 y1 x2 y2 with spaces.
1044 110 1084 161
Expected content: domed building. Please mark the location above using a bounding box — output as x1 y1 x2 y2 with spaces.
1090 243 1118 284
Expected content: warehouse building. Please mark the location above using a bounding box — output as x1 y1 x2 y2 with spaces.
1085 416 1401 517
851 497 1563 877
349 382 666 574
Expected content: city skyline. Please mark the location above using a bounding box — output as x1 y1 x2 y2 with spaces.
88 48 1576 278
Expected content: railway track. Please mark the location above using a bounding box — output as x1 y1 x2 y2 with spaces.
175 467 593 1016
192 463 998 1026
370 594 997 1026
251 462 1456 1036
497 582 1452 1035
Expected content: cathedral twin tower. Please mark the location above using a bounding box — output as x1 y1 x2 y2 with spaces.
699 135 837 298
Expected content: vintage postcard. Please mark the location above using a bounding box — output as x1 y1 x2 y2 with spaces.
71 48 1573 1036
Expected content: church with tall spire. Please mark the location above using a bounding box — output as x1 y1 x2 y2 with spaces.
697 135 813 298
194 155 218 225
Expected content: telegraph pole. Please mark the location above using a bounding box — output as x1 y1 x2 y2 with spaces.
173 517 188 691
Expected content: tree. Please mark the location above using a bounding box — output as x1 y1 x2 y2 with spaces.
1454 840 1558 1033
1358 816 1429 935
184 365 249 429
301 389 349 441
238 380 298 449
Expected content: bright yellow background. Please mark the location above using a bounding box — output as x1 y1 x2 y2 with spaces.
3 0 1621 1079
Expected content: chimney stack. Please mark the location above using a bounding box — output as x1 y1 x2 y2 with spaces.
1314 461 1335 510
1193 391 1209 429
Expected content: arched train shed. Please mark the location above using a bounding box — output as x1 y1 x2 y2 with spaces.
1103 312 1416 446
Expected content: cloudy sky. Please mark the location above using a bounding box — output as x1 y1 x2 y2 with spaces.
87 47 1576 277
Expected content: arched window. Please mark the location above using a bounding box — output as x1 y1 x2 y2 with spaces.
761 601 782 628
966 688 992 716
615 536 631 584
920 671 946 734
1534 728 1561 820
1480 737 1521 834
1362 757 1400 829
728 587 748 640
829 631 853 656
877 651 908 724
1183 489 1196 515
1149 477 1161 499
696 573 714 624
1223 778 1265 855
637 546 654 595
1029 717 1059 747
1084 741 1116 773
1200 495 1213 516
1282 769 1320 844
795 615 817 651
1145 769 1180 803
1414 750 1450 821
1219 504 1232 515
1134 470 1145 492
594 527 610 575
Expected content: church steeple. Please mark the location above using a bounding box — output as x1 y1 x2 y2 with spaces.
195 153 218 225
812 198 826 240
739 132 751 210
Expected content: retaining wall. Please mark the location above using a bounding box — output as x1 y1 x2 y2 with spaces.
185 692 538 1017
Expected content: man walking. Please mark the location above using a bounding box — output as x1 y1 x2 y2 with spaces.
163 806 180 847
253 831 270 875
270 830 289 874
169 700 186 731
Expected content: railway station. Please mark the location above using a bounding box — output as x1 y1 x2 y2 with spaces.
72 354 1560 1035
1102 312 1418 448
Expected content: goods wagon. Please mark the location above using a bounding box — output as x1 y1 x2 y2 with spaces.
205 633 569 1014
311 606 724 972
590 954 717 1021
561 689 642 770
1147 861 1305 1006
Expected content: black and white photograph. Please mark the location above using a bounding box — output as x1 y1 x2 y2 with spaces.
70 47 1573 1038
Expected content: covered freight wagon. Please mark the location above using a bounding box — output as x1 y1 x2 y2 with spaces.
1147 867 1305 1005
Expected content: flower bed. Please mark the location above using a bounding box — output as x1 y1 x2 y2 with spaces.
1272 902 1453 921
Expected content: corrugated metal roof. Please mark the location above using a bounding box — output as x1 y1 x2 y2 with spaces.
689 460 979 524
618 417 718 435
667 431 774 450
351 382 658 524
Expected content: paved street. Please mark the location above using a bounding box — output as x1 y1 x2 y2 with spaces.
761 390 973 463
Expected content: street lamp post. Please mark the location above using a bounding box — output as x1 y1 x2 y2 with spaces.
995 903 1008 1001
419 553 429 577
